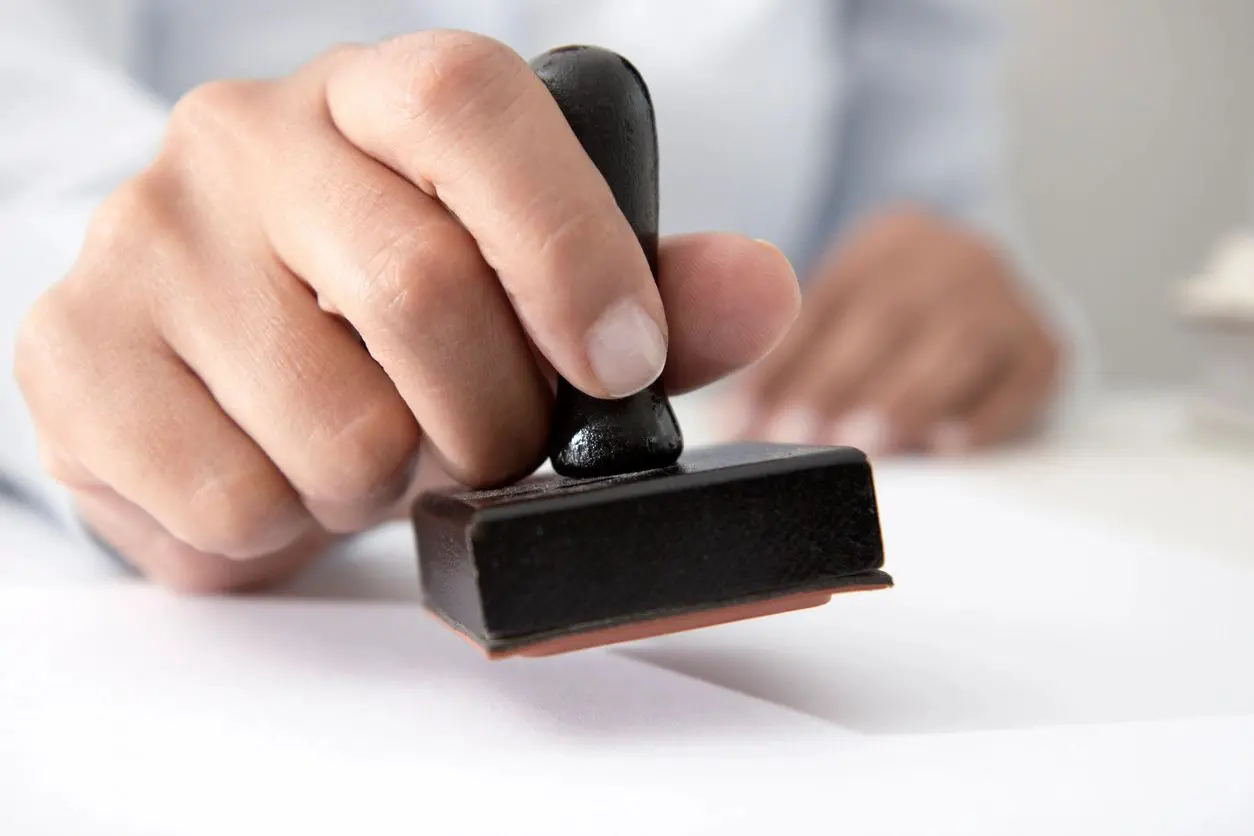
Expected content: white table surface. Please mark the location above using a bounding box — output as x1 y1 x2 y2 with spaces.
925 389 1254 566
4 388 1253 834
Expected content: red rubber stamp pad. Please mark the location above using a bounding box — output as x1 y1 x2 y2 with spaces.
411 45 891 659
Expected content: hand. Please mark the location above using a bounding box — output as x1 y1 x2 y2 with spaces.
14 32 800 593
734 209 1062 456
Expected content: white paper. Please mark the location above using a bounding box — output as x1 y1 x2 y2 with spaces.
3 584 1254 835
0 583 863 835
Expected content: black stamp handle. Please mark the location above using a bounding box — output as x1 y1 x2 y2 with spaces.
531 46 683 478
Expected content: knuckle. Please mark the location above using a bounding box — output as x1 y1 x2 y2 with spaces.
12 290 69 396
15 284 157 457
12 286 99 424
356 230 458 334
169 78 259 131
84 174 179 257
386 30 523 124
310 41 367 73
306 405 419 508
164 79 265 160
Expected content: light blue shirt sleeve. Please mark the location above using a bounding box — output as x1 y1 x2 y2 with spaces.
801 0 1097 416
806 0 1011 259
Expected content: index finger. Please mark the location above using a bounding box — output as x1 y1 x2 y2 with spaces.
325 31 668 400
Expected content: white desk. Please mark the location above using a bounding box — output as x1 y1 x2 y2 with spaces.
3 389 1253 835
932 390 1254 566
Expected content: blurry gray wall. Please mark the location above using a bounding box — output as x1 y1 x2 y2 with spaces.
1002 0 1254 385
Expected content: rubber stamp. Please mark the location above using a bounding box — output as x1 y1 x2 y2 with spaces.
412 45 891 658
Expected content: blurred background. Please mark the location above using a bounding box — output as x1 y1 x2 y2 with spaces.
1001 0 1254 387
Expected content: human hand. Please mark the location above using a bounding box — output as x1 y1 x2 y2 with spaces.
734 209 1062 456
13 32 800 592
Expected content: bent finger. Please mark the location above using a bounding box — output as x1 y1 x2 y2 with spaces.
326 31 667 399
75 486 333 594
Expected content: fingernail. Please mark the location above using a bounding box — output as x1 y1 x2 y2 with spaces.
221 509 310 562
753 237 800 290
931 422 969 455
764 407 822 444
585 298 667 398
828 409 891 455
753 237 785 256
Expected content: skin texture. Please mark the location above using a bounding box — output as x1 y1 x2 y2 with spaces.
12 32 802 593
734 209 1063 457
